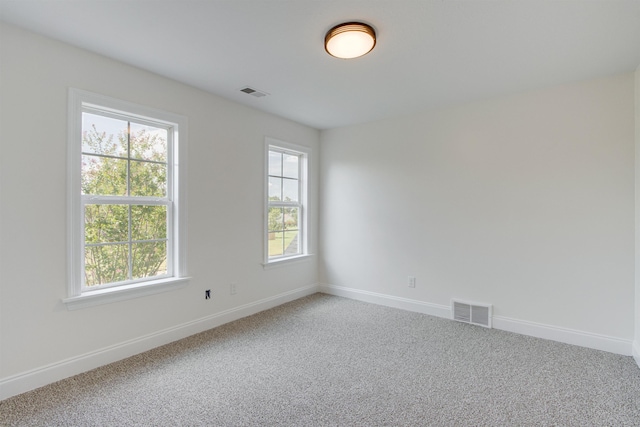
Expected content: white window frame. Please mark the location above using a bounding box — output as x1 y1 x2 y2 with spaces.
264 138 311 266
64 89 189 310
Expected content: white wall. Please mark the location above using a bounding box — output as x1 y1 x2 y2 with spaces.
320 73 635 350
0 23 319 397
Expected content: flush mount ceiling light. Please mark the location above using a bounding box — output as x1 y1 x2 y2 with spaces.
325 22 376 59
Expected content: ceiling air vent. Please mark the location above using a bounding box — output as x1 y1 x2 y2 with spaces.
240 87 268 98
451 299 492 328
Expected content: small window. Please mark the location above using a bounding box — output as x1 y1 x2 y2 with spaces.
66 89 188 309
265 139 309 263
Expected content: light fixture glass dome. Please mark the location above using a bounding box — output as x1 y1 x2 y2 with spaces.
325 22 376 59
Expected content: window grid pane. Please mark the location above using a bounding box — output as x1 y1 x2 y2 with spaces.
85 204 128 243
131 205 167 241
282 178 298 202
269 176 282 201
282 154 299 179
132 241 168 280
284 231 299 255
129 160 167 197
268 231 285 258
269 151 282 176
81 155 128 196
129 123 168 162
84 243 130 287
81 112 128 157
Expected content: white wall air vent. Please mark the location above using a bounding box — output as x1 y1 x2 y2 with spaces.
240 87 268 98
451 299 492 328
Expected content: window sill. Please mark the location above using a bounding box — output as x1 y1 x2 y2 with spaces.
62 277 191 311
262 254 313 270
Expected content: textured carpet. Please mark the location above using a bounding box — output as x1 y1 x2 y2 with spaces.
1 293 639 426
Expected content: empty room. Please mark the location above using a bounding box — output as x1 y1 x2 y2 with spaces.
1 0 640 425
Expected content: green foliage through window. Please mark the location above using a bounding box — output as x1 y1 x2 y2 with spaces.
81 112 170 287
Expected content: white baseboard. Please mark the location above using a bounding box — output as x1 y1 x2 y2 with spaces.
319 284 451 318
319 283 633 357
492 316 632 356
633 340 640 369
0 283 319 401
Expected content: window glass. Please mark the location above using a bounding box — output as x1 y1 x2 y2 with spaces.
84 204 128 243
130 122 168 162
84 244 130 286
80 108 172 289
269 151 282 176
131 205 167 241
282 178 298 202
269 176 282 201
266 145 306 261
129 160 167 197
81 112 128 157
81 155 127 196
282 154 299 179
132 241 168 279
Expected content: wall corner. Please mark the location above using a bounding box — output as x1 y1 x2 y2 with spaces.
635 64 640 364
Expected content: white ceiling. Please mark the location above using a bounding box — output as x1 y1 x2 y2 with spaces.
1 1 639 130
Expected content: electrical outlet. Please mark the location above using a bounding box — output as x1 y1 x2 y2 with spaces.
205 289 211 299
408 276 416 288
230 283 237 295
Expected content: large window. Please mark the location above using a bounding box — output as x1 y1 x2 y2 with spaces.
266 139 309 263
66 89 188 309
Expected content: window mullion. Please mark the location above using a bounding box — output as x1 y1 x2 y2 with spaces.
82 195 169 205
127 121 133 281
127 121 131 197
268 200 301 207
